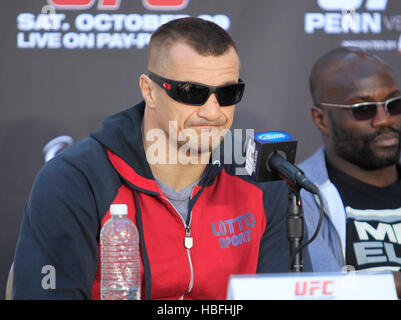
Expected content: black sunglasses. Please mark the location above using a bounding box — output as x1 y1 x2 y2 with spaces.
319 96 401 121
145 71 245 107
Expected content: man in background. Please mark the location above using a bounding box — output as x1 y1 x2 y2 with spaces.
299 46 401 297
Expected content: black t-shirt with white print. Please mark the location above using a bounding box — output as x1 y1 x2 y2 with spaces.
326 160 401 272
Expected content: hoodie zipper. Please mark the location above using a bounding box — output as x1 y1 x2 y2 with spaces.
158 167 213 299
161 195 194 298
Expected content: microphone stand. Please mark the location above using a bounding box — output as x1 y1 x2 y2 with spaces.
286 185 304 272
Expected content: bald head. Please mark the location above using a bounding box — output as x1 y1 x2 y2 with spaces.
147 17 238 74
309 47 395 105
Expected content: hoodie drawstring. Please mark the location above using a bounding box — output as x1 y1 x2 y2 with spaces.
133 189 152 300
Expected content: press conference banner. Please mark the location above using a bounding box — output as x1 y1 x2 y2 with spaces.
1 0 400 299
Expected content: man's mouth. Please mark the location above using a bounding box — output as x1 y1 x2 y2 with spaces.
189 125 223 132
372 132 400 147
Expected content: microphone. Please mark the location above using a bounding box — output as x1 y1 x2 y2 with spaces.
245 131 318 194
245 131 324 272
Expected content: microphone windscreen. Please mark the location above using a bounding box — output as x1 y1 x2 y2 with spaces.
244 131 297 182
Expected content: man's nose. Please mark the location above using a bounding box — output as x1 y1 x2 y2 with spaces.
372 104 394 128
196 94 221 121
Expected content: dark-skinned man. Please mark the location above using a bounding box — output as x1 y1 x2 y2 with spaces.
299 46 401 297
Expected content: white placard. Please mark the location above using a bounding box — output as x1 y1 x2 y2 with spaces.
227 271 398 300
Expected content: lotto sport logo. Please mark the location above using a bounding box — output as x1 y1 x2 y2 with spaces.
47 0 189 11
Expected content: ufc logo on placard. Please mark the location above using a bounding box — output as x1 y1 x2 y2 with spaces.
295 280 334 296
317 0 388 11
47 0 121 10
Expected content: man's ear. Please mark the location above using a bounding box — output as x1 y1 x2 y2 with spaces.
139 74 156 109
311 106 330 136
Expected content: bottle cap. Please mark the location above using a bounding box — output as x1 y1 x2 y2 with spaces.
110 204 128 216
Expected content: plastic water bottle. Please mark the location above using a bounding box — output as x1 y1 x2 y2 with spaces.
100 204 141 300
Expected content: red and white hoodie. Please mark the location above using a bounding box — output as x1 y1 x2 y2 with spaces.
12 101 306 300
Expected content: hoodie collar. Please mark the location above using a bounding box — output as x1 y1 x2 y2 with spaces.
91 101 223 193
299 146 330 187
91 101 159 193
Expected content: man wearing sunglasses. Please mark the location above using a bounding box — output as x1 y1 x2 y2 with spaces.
298 46 401 296
11 17 296 300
